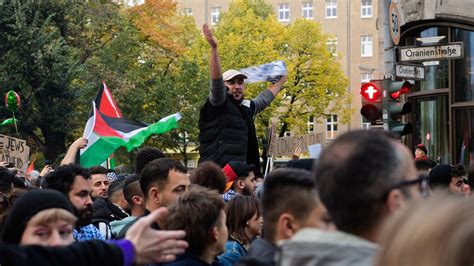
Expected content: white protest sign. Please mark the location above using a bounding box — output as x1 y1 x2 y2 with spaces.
308 143 322 159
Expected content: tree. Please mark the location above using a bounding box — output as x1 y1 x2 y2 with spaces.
276 19 349 136
80 2 205 167
0 0 126 161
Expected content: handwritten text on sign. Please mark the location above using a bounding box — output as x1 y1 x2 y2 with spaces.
0 134 30 172
269 132 323 157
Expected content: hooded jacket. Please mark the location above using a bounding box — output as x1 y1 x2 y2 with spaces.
277 228 378 266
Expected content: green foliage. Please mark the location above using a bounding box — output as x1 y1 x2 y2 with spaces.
78 3 205 167
277 19 349 135
0 0 85 158
0 0 350 165
0 0 202 163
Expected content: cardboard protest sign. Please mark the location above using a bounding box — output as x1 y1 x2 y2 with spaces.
0 134 30 173
269 132 323 157
267 122 278 157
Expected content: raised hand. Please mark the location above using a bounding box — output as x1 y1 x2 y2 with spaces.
203 24 217 49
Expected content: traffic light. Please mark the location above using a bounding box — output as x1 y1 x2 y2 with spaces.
386 80 413 136
360 80 383 123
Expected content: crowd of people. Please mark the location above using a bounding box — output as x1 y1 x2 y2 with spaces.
0 23 473 266
0 130 473 266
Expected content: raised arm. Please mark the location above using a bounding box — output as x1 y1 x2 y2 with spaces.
60 137 88 166
268 75 287 97
253 75 287 114
203 24 226 106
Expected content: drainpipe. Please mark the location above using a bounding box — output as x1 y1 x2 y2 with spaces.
347 0 352 129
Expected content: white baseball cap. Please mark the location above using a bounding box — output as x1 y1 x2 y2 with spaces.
222 69 248 81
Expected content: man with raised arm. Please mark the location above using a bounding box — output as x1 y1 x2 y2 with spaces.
198 24 286 177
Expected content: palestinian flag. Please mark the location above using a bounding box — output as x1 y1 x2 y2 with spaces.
96 81 122 118
77 82 123 167
95 81 122 167
80 102 181 167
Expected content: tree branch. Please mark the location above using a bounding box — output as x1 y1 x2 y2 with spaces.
78 35 115 65
20 124 46 151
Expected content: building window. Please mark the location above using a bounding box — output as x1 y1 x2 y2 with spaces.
361 35 373 57
278 3 290 22
454 28 474 102
325 0 337 19
307 116 315 132
281 123 291 136
326 37 337 56
122 0 145 6
211 7 221 25
413 96 449 164
454 109 474 165
361 73 372 83
182 8 192 16
326 115 338 139
361 0 372 18
302 2 313 19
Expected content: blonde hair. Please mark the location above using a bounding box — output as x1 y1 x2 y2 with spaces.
375 194 474 266
28 208 77 226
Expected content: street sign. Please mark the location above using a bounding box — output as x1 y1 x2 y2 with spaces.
389 1 400 45
395 64 425 80
399 42 464 62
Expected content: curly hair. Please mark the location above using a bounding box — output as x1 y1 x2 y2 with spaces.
44 164 91 195
190 161 227 194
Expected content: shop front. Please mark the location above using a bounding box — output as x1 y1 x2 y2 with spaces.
399 22 474 165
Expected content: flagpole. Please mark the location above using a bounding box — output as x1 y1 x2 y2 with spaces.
12 113 18 135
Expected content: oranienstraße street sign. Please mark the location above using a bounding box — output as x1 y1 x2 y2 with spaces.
399 42 463 62
395 64 425 80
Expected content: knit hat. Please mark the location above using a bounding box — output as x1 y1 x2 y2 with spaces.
416 144 428 154
223 161 255 192
1 189 73 244
429 164 453 188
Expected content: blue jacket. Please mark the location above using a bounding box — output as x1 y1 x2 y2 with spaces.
219 239 247 266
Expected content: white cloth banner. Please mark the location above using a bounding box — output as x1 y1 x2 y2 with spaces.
240 60 287 83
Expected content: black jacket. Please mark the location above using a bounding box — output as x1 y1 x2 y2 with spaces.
198 95 261 176
92 198 129 225
158 251 220 266
237 238 277 266
0 240 123 266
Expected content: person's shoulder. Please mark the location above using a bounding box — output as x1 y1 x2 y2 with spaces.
92 197 107 207
161 252 209 266
225 240 246 253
